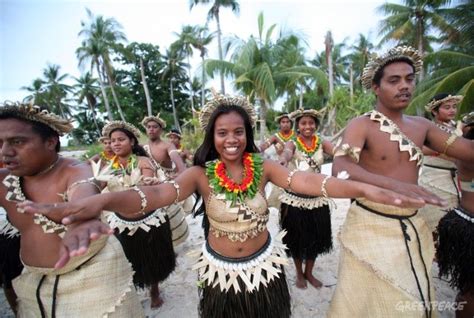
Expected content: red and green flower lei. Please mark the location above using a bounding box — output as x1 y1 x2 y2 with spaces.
277 130 294 142
295 135 321 156
206 152 263 204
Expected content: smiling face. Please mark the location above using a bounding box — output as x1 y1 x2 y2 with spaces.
213 111 247 163
433 100 458 123
373 61 415 111
297 115 317 138
0 118 57 176
110 130 134 157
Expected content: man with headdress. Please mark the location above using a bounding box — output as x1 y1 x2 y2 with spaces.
259 112 294 157
166 128 193 165
141 114 189 247
419 93 464 234
0 102 143 317
329 46 474 317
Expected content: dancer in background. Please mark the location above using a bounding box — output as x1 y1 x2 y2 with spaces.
279 108 334 289
100 120 175 308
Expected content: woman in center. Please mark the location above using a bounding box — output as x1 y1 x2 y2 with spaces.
25 92 427 318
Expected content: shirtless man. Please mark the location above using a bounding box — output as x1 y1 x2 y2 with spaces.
260 112 294 156
166 128 193 165
141 113 186 175
329 46 474 317
0 102 143 317
141 114 189 247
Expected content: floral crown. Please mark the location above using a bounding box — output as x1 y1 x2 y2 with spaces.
102 121 142 140
425 95 463 112
361 46 423 89
198 89 257 130
275 112 292 123
98 136 110 143
141 113 166 129
289 108 324 121
0 101 73 136
166 128 182 139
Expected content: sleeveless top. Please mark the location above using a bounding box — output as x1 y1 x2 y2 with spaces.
206 190 269 242
289 136 324 173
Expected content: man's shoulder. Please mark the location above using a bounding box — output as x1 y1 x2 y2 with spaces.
61 158 93 180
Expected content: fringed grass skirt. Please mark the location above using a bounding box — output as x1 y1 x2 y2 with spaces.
107 210 176 288
437 207 474 294
280 192 333 260
192 232 291 318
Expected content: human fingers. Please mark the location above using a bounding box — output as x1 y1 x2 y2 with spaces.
55 245 71 269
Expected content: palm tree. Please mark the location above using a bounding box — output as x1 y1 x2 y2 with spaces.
77 8 127 121
189 0 240 94
206 13 320 136
348 34 374 88
161 48 189 130
74 72 101 134
377 0 455 80
42 64 71 118
438 0 474 53
409 50 474 115
173 25 214 109
21 78 46 105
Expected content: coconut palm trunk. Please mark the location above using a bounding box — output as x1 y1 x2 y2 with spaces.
201 54 206 108
103 64 126 121
95 61 114 121
215 13 226 94
169 79 180 130
259 98 268 143
140 57 153 116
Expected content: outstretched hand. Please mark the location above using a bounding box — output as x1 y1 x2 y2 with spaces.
55 220 113 269
362 184 442 208
388 181 447 207
17 194 105 225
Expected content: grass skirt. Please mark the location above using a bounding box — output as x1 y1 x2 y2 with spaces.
192 232 290 318
0 233 22 288
112 212 176 288
280 199 332 260
437 207 474 294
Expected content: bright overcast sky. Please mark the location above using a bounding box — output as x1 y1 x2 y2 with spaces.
0 0 394 102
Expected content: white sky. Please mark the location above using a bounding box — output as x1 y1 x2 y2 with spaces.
0 0 392 103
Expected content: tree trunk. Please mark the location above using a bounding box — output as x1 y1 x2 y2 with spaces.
259 98 267 143
170 79 180 130
325 32 334 97
95 61 113 121
201 54 206 109
417 19 424 82
215 13 226 94
87 98 101 135
349 64 354 107
186 56 195 112
103 62 126 121
299 84 304 109
140 57 153 116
